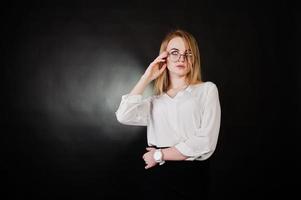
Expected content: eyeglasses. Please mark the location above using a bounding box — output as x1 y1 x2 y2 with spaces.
168 51 193 62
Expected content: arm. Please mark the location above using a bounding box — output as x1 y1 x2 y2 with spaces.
115 75 152 126
143 146 188 169
161 147 188 160
129 75 151 95
175 83 221 160
115 52 168 126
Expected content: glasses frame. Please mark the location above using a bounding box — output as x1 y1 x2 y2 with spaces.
167 51 193 63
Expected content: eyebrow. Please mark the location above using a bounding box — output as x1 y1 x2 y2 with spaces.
169 48 191 53
170 48 179 51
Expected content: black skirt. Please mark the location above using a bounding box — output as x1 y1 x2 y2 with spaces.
140 159 211 200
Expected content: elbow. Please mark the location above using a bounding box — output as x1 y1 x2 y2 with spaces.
115 111 127 124
115 108 147 126
115 110 134 125
176 137 215 161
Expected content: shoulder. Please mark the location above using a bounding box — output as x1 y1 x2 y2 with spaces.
189 81 219 102
145 94 161 102
191 81 218 91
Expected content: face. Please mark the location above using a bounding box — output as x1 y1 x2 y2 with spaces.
166 37 192 77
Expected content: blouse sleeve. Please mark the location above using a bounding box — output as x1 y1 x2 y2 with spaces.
115 93 152 126
175 83 221 160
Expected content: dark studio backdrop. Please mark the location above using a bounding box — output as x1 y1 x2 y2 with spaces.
2 0 299 199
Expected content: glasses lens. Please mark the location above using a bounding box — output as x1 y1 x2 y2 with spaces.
186 53 193 61
169 51 180 62
169 51 193 62
170 53 179 62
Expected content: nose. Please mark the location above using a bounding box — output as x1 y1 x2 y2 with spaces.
178 54 186 62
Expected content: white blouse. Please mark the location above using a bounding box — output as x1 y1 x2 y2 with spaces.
115 81 221 161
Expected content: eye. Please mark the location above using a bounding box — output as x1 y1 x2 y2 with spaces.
170 51 179 56
186 53 193 57
185 50 192 56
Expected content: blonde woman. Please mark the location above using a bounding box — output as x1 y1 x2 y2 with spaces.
115 29 221 199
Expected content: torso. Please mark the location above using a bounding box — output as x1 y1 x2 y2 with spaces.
165 82 203 98
166 90 181 98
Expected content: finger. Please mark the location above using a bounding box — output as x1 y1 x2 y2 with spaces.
146 147 155 151
153 58 166 64
159 51 168 58
159 64 167 72
152 52 167 64
145 163 155 169
145 164 150 169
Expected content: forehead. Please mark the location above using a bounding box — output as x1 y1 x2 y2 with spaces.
166 37 188 51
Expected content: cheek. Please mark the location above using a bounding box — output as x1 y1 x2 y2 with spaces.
166 60 174 68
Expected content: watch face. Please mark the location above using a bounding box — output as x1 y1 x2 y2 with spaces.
154 150 162 161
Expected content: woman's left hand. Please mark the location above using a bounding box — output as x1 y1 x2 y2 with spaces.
142 147 158 169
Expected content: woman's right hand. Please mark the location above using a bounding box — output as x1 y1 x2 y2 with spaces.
143 51 168 82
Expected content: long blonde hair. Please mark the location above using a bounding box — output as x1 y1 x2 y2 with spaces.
153 29 202 95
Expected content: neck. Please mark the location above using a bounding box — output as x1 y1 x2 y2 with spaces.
168 75 188 90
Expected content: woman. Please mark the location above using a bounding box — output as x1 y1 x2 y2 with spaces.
115 29 221 199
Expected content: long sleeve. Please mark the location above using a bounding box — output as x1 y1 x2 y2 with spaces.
115 94 152 126
175 83 221 160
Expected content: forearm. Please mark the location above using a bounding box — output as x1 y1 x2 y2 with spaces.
129 75 151 95
161 146 189 161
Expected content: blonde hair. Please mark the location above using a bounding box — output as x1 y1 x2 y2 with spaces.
153 29 202 96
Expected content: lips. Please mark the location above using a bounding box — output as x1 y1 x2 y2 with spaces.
176 64 185 68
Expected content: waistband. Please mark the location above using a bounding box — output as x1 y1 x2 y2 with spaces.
149 146 170 149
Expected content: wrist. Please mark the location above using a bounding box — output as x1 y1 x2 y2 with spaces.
141 74 151 83
153 149 165 165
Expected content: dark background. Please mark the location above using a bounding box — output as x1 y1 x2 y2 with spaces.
2 0 299 199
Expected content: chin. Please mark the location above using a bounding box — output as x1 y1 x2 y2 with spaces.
167 67 189 76
172 71 189 77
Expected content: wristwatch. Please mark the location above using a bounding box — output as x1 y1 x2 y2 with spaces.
153 149 165 165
